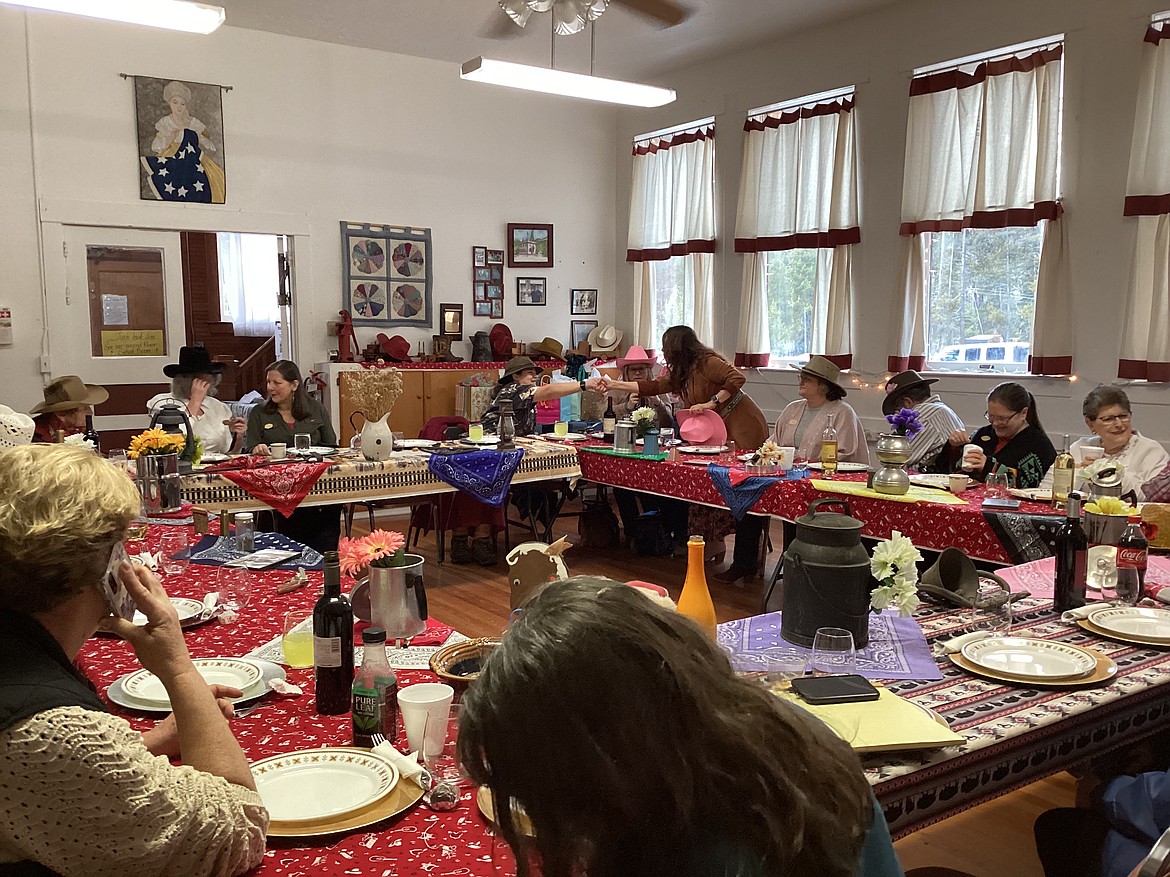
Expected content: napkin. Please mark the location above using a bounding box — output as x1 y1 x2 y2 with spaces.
1061 603 1110 622
934 630 991 655
373 741 426 786
130 551 160 571
267 678 302 696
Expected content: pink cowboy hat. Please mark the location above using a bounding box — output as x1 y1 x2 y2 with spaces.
617 345 656 369
676 409 727 446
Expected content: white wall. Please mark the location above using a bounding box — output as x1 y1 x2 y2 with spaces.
613 0 1170 448
0 7 618 414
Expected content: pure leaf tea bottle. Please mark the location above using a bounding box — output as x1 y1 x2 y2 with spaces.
313 550 354 715
352 626 397 748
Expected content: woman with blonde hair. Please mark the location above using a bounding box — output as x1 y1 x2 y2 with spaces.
0 444 267 875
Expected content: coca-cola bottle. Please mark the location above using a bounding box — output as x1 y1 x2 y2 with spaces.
1116 515 1148 606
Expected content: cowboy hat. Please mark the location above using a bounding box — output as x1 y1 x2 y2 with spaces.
162 345 225 378
617 345 655 369
529 337 565 360
918 547 1028 608
882 370 938 416
587 324 623 353
490 323 514 360
30 376 109 415
0 404 34 450
376 333 412 363
790 355 846 396
502 355 541 381
676 409 727 446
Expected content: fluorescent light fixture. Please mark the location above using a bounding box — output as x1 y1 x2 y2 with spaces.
1 0 225 33
461 57 675 108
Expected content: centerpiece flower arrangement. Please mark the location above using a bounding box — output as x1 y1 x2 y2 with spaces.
869 530 922 617
885 407 924 438
127 427 203 465
63 433 96 452
1084 458 1124 482
338 529 408 577
630 406 658 437
1083 496 1138 517
346 368 404 423
751 439 782 465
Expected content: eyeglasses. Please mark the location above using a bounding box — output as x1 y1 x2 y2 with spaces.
984 410 1021 426
1094 412 1131 425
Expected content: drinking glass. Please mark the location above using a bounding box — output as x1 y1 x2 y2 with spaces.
281 610 314 668
468 422 484 442
294 433 312 453
159 529 189 577
554 421 569 438
810 627 856 676
986 470 1011 499
423 703 466 785
966 581 1013 637
217 566 252 613
107 449 128 472
659 427 675 446
759 653 807 691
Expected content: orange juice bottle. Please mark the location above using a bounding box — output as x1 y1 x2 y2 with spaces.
677 535 717 638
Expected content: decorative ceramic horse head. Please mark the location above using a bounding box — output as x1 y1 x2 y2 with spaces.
505 537 571 610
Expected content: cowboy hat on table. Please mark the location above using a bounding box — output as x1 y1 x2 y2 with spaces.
376 333 412 363
0 404 34 450
882 369 938 416
529 337 565 360
587 324 623 353
490 323 514 360
163 345 225 377
30 376 109 415
790 355 847 396
676 409 728 447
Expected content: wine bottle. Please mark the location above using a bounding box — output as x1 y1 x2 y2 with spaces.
352 626 397 748
819 414 839 478
1052 434 1075 512
313 550 354 715
1116 515 1149 605
1053 491 1087 612
83 414 101 454
602 396 616 443
677 535 716 638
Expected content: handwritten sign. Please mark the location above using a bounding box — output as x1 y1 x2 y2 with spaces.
101 330 165 357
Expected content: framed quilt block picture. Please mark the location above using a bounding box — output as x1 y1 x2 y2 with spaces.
341 222 433 328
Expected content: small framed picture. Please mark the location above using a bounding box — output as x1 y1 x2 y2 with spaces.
571 320 598 348
440 303 464 339
474 266 491 282
489 265 503 283
571 288 598 315
474 300 491 317
490 299 503 319
516 277 547 306
507 223 553 268
474 282 488 301
486 284 502 300
487 249 504 265
473 246 487 267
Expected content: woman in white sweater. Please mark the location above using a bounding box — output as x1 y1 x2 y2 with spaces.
0 444 267 876
774 356 869 465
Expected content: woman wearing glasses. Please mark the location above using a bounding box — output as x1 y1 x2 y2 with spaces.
940 382 1056 488
1037 385 1168 500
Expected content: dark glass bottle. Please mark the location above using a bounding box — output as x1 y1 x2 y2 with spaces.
1117 514 1149 605
313 550 354 715
602 396 616 443
1053 492 1087 612
83 414 101 454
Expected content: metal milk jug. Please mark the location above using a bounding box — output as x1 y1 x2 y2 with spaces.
614 420 638 453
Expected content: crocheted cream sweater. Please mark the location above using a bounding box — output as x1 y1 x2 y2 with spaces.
0 706 268 876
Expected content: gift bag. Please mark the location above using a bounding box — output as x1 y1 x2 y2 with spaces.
535 376 560 426
547 371 582 423
456 374 496 422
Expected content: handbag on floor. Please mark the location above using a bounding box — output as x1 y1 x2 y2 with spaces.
578 498 620 549
632 510 674 557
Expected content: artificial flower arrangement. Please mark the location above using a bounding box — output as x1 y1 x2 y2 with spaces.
338 529 408 577
126 427 203 465
751 439 783 465
1084 496 1139 517
885 407 924 438
630 406 659 436
63 433 96 452
869 530 922 617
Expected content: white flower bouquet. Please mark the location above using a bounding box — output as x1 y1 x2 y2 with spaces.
630 406 658 436
869 530 922 617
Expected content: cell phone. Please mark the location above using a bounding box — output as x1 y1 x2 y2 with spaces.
99 542 138 621
790 674 880 705
981 497 1022 510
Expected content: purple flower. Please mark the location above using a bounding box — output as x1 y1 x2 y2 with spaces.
886 407 923 438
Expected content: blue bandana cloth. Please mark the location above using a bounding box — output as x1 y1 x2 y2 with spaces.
427 449 523 507
707 465 802 520
175 531 324 570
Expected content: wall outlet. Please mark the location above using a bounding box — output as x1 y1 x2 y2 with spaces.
39 354 51 373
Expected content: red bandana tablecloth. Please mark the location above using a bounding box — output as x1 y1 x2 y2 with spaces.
215 459 334 517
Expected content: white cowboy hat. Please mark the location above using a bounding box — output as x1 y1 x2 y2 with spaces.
587 324 623 352
0 404 34 450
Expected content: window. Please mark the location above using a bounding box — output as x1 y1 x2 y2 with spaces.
646 256 692 342
762 249 816 363
217 233 281 337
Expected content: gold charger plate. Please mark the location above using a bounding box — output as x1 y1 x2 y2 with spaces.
476 785 535 837
1077 618 1170 649
949 647 1117 687
266 773 424 837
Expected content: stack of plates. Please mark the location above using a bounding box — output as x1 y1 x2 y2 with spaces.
253 747 423 836
1079 607 1170 648
910 473 973 490
952 636 1116 686
107 657 285 712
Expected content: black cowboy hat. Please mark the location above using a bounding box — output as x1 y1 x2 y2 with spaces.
882 370 938 416
163 345 225 378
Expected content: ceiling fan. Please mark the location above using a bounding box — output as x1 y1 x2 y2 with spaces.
495 0 689 37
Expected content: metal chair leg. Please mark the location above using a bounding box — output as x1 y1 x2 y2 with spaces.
343 503 355 537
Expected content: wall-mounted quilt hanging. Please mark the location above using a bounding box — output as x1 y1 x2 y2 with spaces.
341 222 433 328
134 75 228 203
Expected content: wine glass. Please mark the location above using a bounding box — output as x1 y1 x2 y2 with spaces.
217 566 252 613
158 529 189 577
810 627 856 676
986 470 1011 499
966 580 1014 637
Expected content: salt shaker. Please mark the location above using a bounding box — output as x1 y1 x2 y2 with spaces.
234 512 255 553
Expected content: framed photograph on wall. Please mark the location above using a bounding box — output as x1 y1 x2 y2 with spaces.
474 266 491 281
490 299 503 319
516 277 547 306
440 303 464 339
473 246 487 267
507 223 553 268
474 282 487 301
571 288 598 315
487 249 504 265
474 300 491 317
486 284 502 300
571 320 598 348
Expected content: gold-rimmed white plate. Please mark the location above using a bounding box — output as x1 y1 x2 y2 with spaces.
122 657 263 704
1086 607 1170 643
252 747 399 824
808 461 869 473
960 637 1097 681
950 647 1116 687
677 445 728 455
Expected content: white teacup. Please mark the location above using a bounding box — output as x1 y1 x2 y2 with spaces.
949 473 969 494
778 446 796 469
270 442 287 460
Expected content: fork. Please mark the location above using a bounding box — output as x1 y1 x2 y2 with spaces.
370 734 436 793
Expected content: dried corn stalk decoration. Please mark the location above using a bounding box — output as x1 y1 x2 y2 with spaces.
347 367 403 422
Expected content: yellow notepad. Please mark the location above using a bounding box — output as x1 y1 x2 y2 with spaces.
776 686 966 753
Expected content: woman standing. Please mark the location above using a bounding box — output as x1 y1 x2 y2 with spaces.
774 356 869 465
605 326 769 582
942 381 1056 489
147 345 246 455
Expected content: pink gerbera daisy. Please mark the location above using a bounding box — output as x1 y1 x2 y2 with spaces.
363 529 406 561
337 536 368 577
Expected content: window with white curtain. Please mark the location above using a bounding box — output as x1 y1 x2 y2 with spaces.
217 232 281 337
733 89 859 369
891 37 1070 376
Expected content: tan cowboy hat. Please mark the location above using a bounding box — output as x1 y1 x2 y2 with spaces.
883 369 938 416
529 337 565 360
0 404 34 450
30 375 109 415
617 345 655 369
790 355 846 396
587 324 623 352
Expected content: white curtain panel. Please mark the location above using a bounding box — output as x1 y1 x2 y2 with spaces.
813 245 853 366
217 232 281 337
1031 217 1074 375
734 252 770 367
691 252 714 347
889 234 928 372
1121 23 1170 382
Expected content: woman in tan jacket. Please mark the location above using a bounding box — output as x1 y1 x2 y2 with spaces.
605 326 769 582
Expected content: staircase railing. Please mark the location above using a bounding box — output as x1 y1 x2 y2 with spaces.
236 335 276 398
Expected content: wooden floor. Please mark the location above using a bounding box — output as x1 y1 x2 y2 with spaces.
357 503 1074 877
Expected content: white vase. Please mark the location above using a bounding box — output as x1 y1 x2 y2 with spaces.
360 414 394 461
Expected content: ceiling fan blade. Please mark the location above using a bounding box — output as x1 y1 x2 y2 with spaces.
614 0 689 27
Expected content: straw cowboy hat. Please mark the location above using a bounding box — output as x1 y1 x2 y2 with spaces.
790 355 847 396
501 355 541 382
587 324 623 353
529 337 565 360
490 323 514 360
617 345 655 369
163 345 225 377
676 408 728 446
376 333 412 363
0 404 34 450
30 376 109 415
882 369 939 416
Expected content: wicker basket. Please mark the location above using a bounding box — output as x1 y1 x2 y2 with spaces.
429 637 501 689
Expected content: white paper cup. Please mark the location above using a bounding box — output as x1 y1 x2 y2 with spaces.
1080 446 1104 463
961 443 982 469
269 443 287 459
397 682 454 755
778 446 796 469
949 474 968 494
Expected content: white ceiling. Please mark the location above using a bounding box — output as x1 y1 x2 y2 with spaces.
217 0 905 81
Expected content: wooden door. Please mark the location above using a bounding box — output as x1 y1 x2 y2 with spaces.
423 370 466 423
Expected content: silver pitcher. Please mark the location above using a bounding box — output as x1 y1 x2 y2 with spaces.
136 452 181 513
1083 465 1124 503
368 555 428 640
614 420 637 453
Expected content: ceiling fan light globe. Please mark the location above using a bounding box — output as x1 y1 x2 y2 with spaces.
527 0 556 12
585 0 610 20
552 2 587 35
499 0 533 26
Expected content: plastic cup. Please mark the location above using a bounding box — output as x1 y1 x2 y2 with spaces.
159 529 189 576
468 422 484 442
554 421 569 437
397 682 454 755
281 610 313 668
778 446 796 469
